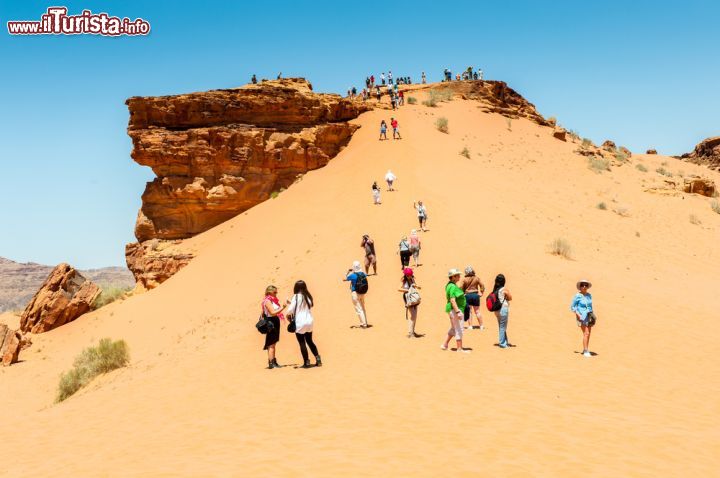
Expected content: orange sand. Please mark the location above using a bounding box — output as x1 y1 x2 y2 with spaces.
1 93 719 477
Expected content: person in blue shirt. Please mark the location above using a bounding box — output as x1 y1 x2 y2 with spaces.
344 261 369 328
570 280 595 357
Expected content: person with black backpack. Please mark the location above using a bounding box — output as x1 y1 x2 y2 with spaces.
487 274 513 348
260 285 287 369
344 261 369 328
398 267 422 338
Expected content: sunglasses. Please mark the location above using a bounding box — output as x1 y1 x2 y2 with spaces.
579 283 588 288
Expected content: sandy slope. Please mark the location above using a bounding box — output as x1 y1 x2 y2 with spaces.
1 93 719 477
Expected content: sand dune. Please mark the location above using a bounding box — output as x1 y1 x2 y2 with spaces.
1 92 719 476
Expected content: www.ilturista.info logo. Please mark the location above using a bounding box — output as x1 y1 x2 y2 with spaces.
7 7 150 36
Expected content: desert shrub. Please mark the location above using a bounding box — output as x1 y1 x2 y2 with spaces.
588 157 611 173
614 150 628 162
549 238 572 259
460 146 470 158
656 167 672 177
597 202 607 210
581 138 593 149
56 338 130 402
407 96 417 105
435 117 449 133
423 90 452 107
712 200 720 214
635 163 648 172
567 130 580 141
548 116 557 125
93 285 132 309
661 161 668 166
422 98 437 107
689 214 701 225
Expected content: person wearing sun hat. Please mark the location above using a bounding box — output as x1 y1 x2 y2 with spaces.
571 279 595 357
441 268 469 352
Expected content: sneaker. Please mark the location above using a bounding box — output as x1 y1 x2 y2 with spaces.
583 351 592 357
458 348 471 354
479 325 485 330
440 344 448 350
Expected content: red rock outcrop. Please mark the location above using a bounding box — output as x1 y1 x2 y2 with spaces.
1 324 30 366
419 81 549 126
19 264 101 334
680 136 720 171
552 128 567 142
124 79 371 288
646 149 657 154
683 177 716 197
619 146 632 158
125 241 194 290
601 140 617 151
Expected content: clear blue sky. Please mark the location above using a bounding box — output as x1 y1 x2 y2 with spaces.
1 0 718 268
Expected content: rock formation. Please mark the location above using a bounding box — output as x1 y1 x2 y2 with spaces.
619 146 632 158
125 78 370 288
423 81 549 126
646 149 657 155
601 140 617 151
552 128 567 141
19 264 101 334
125 241 194 290
680 136 720 171
683 177 716 197
0 324 30 366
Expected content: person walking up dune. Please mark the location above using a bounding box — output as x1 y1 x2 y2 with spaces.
398 236 411 269
372 181 381 205
391 117 401 139
385 170 397 191
489 274 512 348
379 120 388 140
261 285 287 369
409 229 421 267
571 280 596 357
344 261 370 328
361 234 377 275
442 269 469 352
461 266 485 330
414 200 428 231
399 267 422 338
286 280 321 368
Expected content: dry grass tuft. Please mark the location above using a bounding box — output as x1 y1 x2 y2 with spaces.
93 285 132 309
435 117 449 133
689 214 701 225
588 157 611 173
407 96 417 105
597 202 607 210
549 238 572 259
460 146 470 158
56 338 130 402
635 163 648 172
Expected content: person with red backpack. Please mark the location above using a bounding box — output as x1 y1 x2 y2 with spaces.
344 261 370 328
486 274 513 348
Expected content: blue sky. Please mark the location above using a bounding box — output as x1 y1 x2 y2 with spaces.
1 0 718 268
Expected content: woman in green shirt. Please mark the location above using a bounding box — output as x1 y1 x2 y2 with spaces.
441 269 470 353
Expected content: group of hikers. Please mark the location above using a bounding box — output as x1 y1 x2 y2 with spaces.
443 66 484 82
255 66 599 369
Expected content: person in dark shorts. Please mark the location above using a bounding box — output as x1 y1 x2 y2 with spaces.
461 266 485 330
361 234 377 275
261 285 287 369
398 236 411 269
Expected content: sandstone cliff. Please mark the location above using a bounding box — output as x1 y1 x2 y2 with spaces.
680 136 720 171
125 78 370 287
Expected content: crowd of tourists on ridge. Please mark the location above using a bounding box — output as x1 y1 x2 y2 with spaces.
253 68 597 369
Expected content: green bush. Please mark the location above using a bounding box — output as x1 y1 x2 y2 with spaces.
435 117 449 133
635 163 648 172
56 338 130 402
588 157 611 173
93 285 132 309
407 96 417 105
549 238 572 259
460 146 470 158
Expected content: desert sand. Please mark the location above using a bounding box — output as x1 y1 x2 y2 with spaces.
1 91 719 477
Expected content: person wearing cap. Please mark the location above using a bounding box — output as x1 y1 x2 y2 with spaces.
361 234 377 275
441 269 469 352
492 274 512 348
344 261 369 328
461 266 485 330
571 280 595 357
398 267 422 338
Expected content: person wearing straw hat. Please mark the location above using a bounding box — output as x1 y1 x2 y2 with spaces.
441 269 470 352
571 280 595 357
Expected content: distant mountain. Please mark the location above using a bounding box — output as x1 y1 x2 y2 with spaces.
0 257 134 313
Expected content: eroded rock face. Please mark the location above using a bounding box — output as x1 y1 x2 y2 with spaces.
552 128 567 141
19 264 101 334
125 242 194 290
680 136 720 171
646 149 657 155
601 140 617 151
1 324 30 366
683 177 716 197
